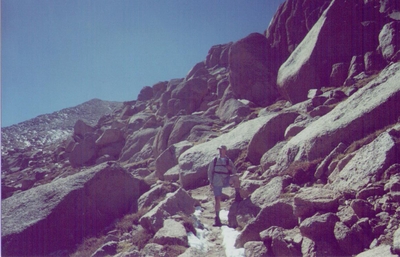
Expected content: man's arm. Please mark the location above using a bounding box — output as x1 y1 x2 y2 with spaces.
207 161 213 183
228 159 237 175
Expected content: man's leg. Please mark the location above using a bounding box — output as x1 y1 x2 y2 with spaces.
213 187 223 226
230 175 242 202
215 196 221 217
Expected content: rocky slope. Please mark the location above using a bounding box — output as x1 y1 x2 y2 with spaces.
2 0 400 256
1 98 122 152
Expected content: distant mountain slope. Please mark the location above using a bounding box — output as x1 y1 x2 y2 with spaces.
1 98 123 151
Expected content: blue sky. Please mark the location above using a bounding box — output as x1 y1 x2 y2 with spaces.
1 0 284 127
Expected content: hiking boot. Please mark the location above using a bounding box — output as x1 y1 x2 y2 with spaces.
213 216 222 227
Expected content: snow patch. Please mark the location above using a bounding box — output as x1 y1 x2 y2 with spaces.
220 209 229 221
220 210 245 257
188 208 244 257
219 210 245 257
221 226 245 257
188 206 211 252
187 229 209 252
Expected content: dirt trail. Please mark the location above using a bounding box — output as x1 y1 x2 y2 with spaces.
189 185 238 257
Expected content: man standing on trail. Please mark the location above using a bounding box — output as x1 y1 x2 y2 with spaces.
207 145 242 227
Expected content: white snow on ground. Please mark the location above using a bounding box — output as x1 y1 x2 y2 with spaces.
187 207 211 252
219 210 229 221
188 208 245 257
221 226 245 257
220 210 245 257
187 231 209 252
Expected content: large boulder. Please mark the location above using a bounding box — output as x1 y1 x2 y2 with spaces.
69 134 98 167
170 78 208 115
137 86 154 101
119 128 159 163
250 176 287 208
168 115 212 146
364 51 386 72
356 185 385 200
356 245 397 257
127 112 153 131
300 236 343 257
185 61 208 81
178 115 275 189
164 165 181 182
155 141 193 180
275 62 400 173
392 226 400 255
228 198 261 229
294 187 340 219
156 79 184 117
247 112 298 164
378 21 400 62
137 183 179 211
351 199 376 218
330 62 348 87
260 227 302 257
243 241 269 257
205 43 231 68
346 55 365 81
1 163 140 256
314 142 347 179
97 141 125 160
153 120 175 157
229 33 279 106
152 81 168 100
265 0 331 70
239 179 265 199
351 218 374 249
235 200 297 248
385 172 400 192
260 141 287 171
153 219 188 247
277 0 363 103
95 128 123 146
155 147 177 180
139 188 197 233
328 131 398 193
216 98 251 123
187 124 215 142
127 142 155 163
73 119 95 138
334 221 364 255
216 78 230 98
380 0 400 15
299 212 339 240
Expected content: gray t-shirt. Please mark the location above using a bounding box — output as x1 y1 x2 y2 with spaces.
207 157 237 187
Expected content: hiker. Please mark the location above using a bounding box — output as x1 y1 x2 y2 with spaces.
207 145 242 226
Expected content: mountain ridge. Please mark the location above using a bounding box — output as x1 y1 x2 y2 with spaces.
1 98 123 152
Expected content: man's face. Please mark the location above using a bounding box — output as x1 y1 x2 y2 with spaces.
219 148 226 155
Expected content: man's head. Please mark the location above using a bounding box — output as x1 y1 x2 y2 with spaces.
218 145 227 156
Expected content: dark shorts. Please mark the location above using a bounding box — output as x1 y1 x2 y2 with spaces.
213 176 230 197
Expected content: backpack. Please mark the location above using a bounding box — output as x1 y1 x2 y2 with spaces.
212 157 232 175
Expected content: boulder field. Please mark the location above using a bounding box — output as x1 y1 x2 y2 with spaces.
2 0 400 256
